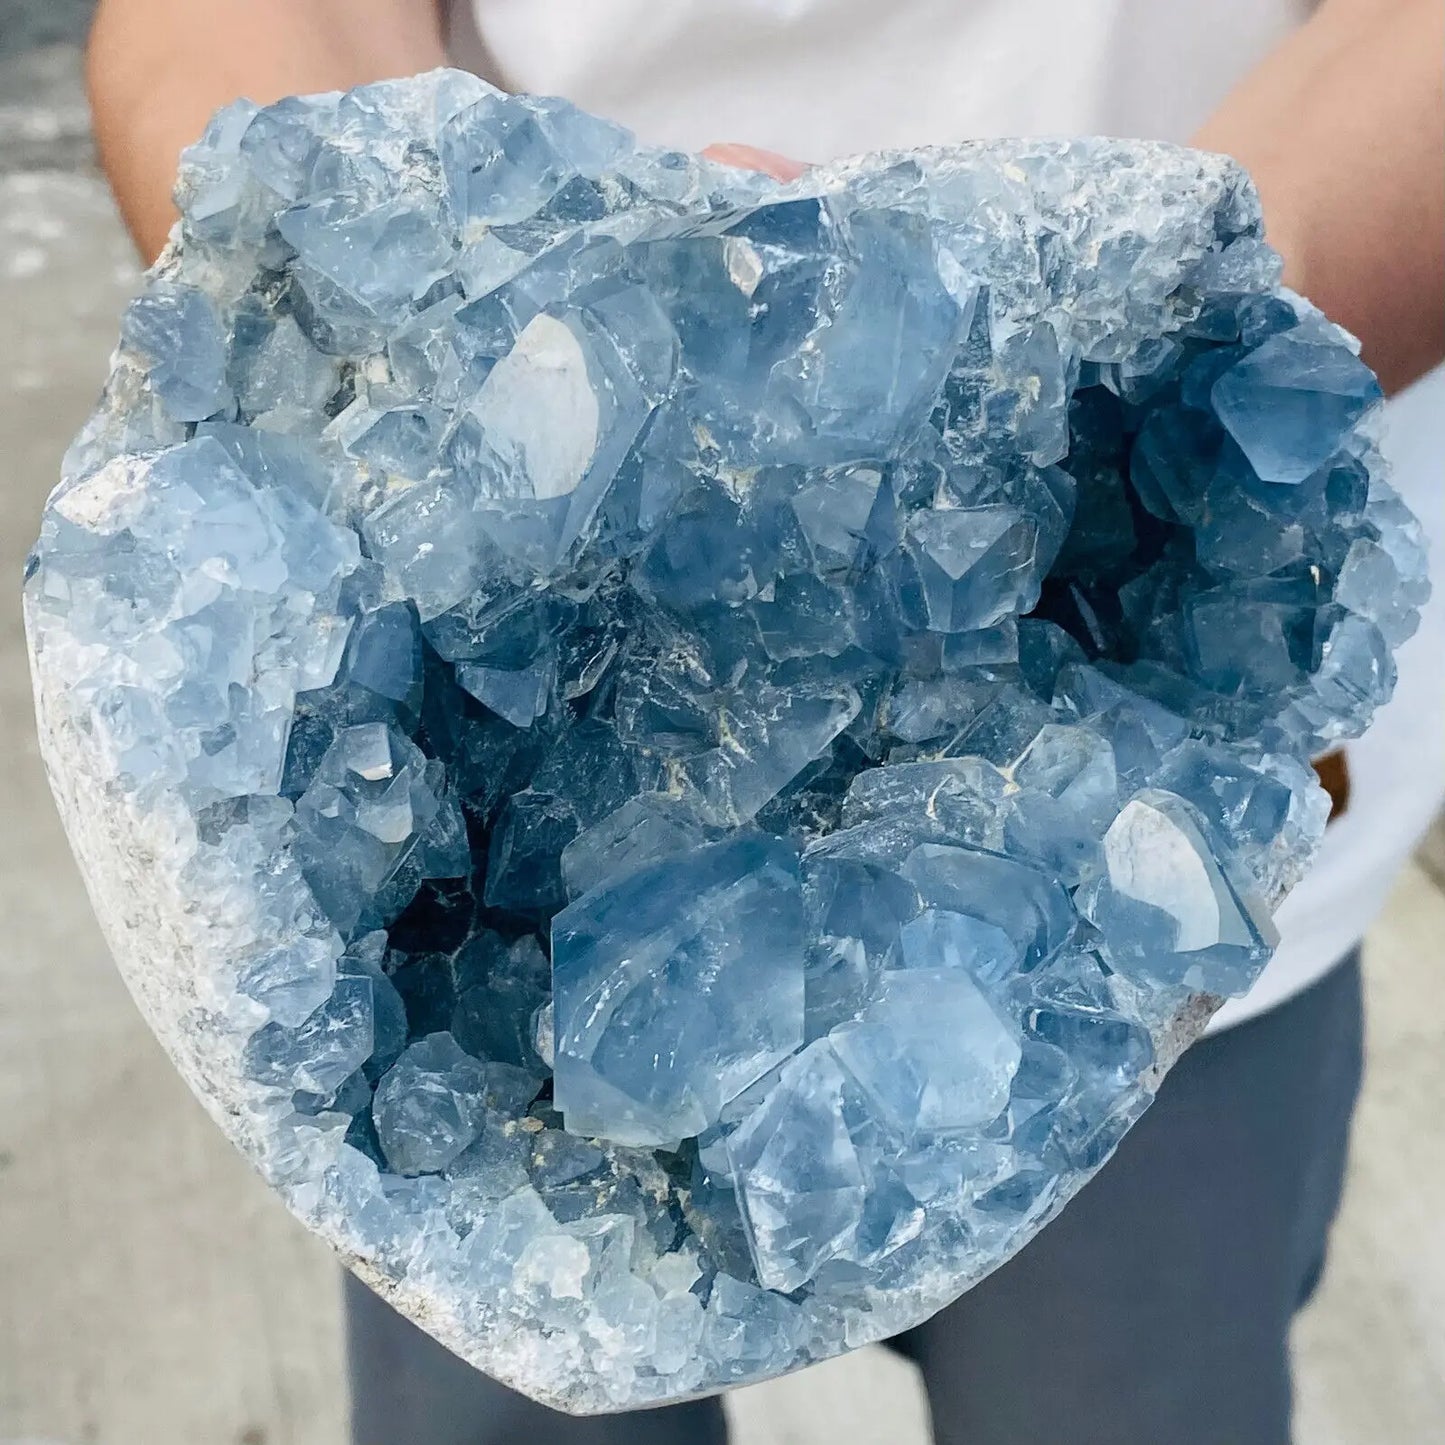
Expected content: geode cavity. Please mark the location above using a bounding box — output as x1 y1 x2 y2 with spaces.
24 71 1426 1411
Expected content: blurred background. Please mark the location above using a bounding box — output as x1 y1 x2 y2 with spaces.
2 11 1444 1445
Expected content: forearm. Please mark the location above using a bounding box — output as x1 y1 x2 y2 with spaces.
1195 0 1445 395
87 0 448 263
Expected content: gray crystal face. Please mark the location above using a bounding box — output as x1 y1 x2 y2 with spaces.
24 70 1427 1413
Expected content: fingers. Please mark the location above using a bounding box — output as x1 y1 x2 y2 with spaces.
702 142 809 181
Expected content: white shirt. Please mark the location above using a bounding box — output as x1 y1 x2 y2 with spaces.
450 0 1445 1030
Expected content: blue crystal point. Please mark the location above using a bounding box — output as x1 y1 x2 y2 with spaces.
373 1032 494 1175
1211 328 1382 484
552 838 806 1146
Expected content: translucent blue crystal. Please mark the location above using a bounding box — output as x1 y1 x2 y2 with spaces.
293 721 468 938
374 1032 498 1175
119 285 233 422
1077 789 1278 993
723 1040 869 1292
552 838 806 1146
560 794 710 896
899 844 1077 981
1211 329 1382 484
831 969 1021 1133
243 972 376 1096
904 506 1044 632
25 71 1427 1412
340 602 424 714
452 931 551 1071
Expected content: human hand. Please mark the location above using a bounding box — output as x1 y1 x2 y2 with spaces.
702 143 809 182
1192 0 1444 394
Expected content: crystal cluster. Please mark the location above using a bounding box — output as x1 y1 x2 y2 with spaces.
24 72 1427 1411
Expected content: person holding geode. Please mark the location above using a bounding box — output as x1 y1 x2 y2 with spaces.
76 2 1443 1444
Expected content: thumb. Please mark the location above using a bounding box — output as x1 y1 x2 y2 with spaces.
702 143 809 182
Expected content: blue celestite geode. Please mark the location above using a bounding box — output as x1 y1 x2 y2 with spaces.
24 71 1428 1411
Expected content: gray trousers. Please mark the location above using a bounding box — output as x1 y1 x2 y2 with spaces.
347 951 1362 1445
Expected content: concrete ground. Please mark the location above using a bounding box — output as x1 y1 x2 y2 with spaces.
3 40 1444 1445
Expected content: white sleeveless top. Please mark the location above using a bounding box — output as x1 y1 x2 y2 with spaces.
449 0 1445 1031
